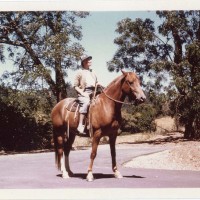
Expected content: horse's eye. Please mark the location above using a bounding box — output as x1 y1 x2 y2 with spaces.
128 81 133 85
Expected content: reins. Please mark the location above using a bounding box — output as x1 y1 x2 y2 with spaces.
99 85 135 105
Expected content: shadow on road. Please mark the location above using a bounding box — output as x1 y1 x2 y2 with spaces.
57 173 114 180
57 173 145 180
123 175 145 178
120 134 186 145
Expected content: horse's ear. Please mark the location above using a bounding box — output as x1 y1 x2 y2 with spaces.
121 69 127 76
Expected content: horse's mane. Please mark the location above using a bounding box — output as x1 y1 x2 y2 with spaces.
104 74 124 91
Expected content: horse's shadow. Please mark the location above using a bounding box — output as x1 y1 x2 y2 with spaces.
123 175 145 178
57 173 145 180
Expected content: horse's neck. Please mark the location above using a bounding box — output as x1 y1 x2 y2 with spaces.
104 75 125 103
102 76 125 121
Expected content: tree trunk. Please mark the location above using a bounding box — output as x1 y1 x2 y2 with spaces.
172 29 182 64
184 116 195 139
194 117 200 139
55 58 67 102
49 11 67 102
171 29 187 95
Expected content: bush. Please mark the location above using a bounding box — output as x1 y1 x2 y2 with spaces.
0 86 53 152
121 103 156 133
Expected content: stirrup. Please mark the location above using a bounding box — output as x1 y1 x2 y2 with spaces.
77 125 85 134
77 125 89 137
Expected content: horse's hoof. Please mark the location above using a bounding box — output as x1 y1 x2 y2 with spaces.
86 172 94 182
86 176 94 182
62 172 70 179
114 170 123 179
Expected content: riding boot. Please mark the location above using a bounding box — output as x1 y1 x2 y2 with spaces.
77 114 89 137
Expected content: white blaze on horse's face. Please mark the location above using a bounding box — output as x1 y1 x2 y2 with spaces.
122 71 146 103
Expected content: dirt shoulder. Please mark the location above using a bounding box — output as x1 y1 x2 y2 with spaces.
121 132 200 171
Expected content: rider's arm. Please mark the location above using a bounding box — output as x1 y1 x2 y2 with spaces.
74 71 89 98
74 86 89 97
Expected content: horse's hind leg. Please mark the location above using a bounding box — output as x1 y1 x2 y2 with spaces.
53 127 69 179
109 134 123 179
64 131 76 177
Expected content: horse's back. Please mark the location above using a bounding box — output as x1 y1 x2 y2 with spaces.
51 98 76 127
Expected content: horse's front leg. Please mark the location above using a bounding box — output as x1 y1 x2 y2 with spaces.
86 131 101 182
109 134 123 179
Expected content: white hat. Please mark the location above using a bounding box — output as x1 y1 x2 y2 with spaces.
81 54 92 66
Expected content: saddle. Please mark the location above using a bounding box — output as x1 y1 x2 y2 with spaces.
65 98 80 112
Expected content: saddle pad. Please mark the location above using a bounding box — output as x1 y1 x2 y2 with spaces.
65 98 79 112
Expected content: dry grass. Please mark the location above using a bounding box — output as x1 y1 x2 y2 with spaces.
154 116 184 134
155 116 176 133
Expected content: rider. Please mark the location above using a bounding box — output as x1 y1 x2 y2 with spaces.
74 54 98 135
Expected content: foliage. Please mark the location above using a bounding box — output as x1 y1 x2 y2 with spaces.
0 84 54 151
146 89 171 116
0 11 89 102
108 11 200 139
121 104 156 134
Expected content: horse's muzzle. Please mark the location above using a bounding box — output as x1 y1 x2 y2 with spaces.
135 96 146 104
140 96 146 102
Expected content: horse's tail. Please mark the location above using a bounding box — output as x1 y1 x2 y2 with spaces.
53 127 61 170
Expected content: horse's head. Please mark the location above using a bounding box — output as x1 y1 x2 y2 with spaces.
121 70 146 104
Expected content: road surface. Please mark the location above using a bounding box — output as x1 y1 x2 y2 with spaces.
0 143 200 189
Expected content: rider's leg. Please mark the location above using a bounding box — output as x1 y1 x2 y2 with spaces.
77 113 86 133
77 96 90 134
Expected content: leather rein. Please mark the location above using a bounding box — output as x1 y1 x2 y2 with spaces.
99 82 135 105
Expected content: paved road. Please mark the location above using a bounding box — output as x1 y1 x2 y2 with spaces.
0 144 200 189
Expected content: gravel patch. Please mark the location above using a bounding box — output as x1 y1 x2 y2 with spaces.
124 141 200 171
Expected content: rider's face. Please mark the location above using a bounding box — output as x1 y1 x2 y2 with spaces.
83 59 92 69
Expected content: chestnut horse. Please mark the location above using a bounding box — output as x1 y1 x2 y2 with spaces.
51 71 146 181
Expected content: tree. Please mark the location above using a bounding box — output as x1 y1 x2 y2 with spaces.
0 11 89 102
108 11 200 139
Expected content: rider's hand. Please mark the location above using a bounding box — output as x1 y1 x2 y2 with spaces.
75 86 90 98
97 83 104 89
